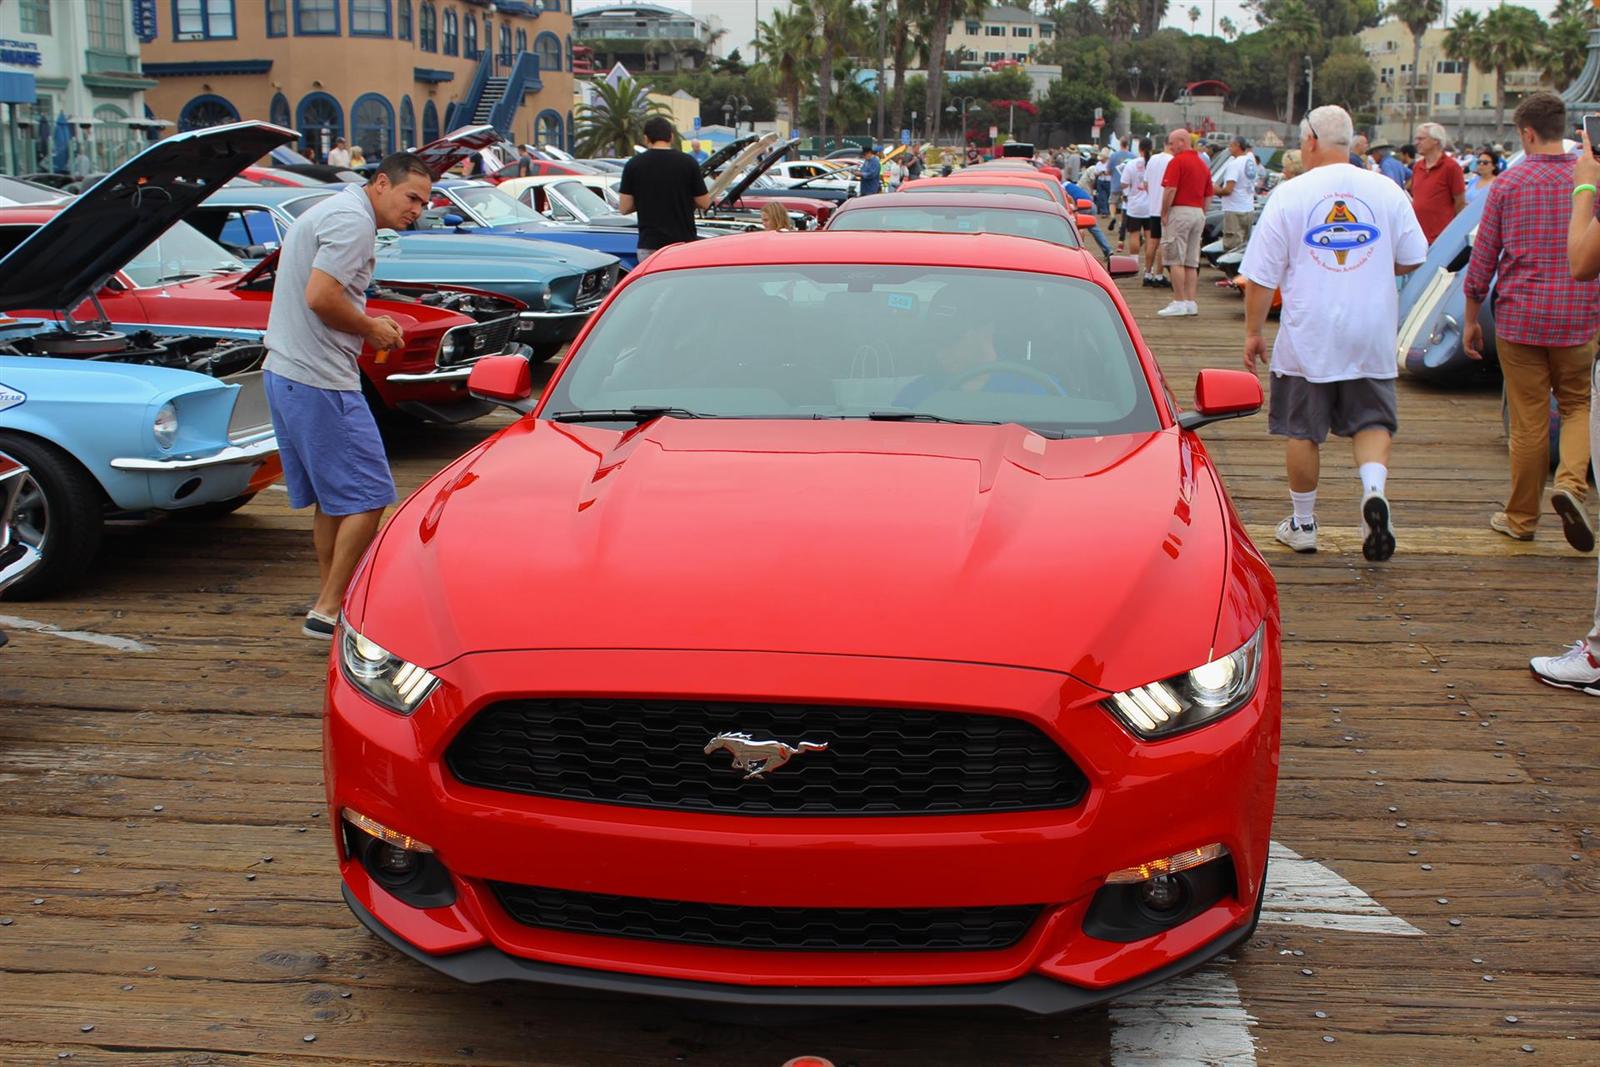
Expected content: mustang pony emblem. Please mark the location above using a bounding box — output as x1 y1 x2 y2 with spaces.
704 732 828 779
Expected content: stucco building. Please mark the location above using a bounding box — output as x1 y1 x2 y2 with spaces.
141 1 577 161
0 0 160 176
945 4 1055 71
573 3 721 73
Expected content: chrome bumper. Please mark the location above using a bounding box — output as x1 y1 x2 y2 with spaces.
110 436 278 472
519 309 595 322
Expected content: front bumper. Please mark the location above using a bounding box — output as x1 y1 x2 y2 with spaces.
109 435 277 472
325 645 1279 1008
515 308 597 347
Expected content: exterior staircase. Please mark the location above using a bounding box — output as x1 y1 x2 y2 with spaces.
473 77 509 124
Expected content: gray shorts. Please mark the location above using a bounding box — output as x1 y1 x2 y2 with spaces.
1268 373 1398 443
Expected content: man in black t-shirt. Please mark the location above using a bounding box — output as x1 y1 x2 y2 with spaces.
618 117 711 258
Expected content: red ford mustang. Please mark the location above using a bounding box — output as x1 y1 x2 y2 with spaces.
325 231 1281 1013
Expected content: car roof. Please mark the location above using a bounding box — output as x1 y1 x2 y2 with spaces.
908 173 1058 190
636 230 1100 279
832 191 1070 216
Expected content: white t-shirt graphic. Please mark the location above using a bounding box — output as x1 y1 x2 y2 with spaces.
1239 162 1426 382
1217 154 1256 212
1120 156 1150 217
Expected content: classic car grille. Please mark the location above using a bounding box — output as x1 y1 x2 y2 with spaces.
445 698 1086 815
489 883 1042 952
576 264 618 307
440 314 517 366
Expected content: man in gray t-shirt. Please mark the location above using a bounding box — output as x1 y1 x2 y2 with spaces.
261 153 432 640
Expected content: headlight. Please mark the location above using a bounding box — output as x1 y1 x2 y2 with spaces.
438 332 458 361
339 625 439 714
1104 623 1266 739
153 402 178 450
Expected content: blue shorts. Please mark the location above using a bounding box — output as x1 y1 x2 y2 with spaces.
263 370 396 515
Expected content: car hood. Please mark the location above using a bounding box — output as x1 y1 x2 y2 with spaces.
481 221 637 244
359 419 1229 691
0 121 296 315
415 125 504 179
383 232 615 272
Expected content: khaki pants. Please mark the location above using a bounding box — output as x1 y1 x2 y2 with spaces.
1499 337 1595 536
1223 211 1254 251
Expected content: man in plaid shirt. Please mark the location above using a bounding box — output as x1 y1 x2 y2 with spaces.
1464 92 1600 551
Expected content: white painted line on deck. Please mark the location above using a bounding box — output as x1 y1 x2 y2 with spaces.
0 615 154 653
1110 968 1257 1066
267 484 289 492
1261 841 1425 936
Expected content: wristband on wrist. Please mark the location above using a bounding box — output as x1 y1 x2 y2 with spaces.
1575 183 1598 198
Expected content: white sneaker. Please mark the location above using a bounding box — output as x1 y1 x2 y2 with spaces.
1361 492 1395 561
1274 516 1317 553
1185 300 1199 316
1530 640 1600 695
1157 300 1190 317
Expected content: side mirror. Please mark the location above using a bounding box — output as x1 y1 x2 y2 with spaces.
1076 198 1093 211
1178 369 1263 431
443 213 465 227
1107 254 1140 277
1076 213 1098 229
244 244 273 259
467 354 536 414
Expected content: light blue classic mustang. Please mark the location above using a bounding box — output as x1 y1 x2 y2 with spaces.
0 122 295 598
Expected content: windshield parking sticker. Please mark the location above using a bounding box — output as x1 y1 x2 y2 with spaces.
887 293 915 311
0 382 23 413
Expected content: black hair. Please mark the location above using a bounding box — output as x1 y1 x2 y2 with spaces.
642 116 674 143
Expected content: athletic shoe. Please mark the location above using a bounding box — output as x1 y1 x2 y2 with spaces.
1551 489 1595 552
303 611 338 640
1142 275 1155 287
1152 275 1172 288
1361 492 1395 561
1489 511 1535 542
1157 300 1190 317
1185 300 1199 316
1529 640 1600 695
1274 516 1317 553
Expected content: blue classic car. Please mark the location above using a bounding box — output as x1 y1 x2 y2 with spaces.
186 186 620 359
421 179 652 268
0 122 295 598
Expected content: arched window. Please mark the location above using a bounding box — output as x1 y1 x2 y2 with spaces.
179 94 239 132
295 91 344 159
270 92 291 130
535 109 563 151
398 0 412 40
418 1 435 50
399 96 416 150
515 28 526 54
94 104 138 171
535 31 561 74
462 12 477 58
441 7 457 55
499 22 511 62
353 94 394 158
422 100 440 144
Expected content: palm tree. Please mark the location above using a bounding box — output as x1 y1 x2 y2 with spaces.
1104 0 1140 43
1261 0 1320 132
926 0 988 147
574 77 667 156
1481 4 1543 138
1543 11 1591 88
1219 16 1237 41
1442 10 1483 147
889 0 930 138
755 9 815 135
1187 6 1201 34
801 0 870 144
1387 0 1443 135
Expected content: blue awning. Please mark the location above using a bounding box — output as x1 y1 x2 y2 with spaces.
142 60 273 77
414 67 456 83
0 71 35 105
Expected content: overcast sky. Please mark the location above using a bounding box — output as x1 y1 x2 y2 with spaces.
574 1 1578 67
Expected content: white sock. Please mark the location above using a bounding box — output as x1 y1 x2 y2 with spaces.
1290 489 1317 527
1359 462 1387 498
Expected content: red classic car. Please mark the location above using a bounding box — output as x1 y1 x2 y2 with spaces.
325 230 1281 1014
0 206 527 424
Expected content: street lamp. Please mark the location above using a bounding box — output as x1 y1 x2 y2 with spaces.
944 94 980 151
1304 55 1315 115
723 94 753 134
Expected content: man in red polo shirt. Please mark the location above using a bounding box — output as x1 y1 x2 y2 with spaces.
1410 121 1466 243
1158 127 1214 317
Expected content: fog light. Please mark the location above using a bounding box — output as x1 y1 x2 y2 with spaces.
373 842 419 877
1106 843 1228 884
1138 874 1184 912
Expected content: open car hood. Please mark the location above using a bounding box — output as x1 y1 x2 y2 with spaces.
722 137 804 206
698 134 760 178
414 125 508 179
0 121 296 315
706 133 779 204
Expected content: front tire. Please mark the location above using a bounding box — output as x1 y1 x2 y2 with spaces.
0 434 104 600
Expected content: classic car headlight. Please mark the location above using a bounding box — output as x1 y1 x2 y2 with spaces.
153 402 179 450
438 333 458 361
339 625 439 714
1104 623 1266 739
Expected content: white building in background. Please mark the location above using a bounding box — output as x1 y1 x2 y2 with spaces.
0 0 162 177
575 0 788 62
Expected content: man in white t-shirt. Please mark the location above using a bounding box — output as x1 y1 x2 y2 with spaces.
1217 135 1258 251
1239 105 1427 562
327 137 352 169
1118 140 1151 260
1141 144 1173 287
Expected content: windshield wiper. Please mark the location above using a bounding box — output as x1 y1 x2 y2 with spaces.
864 411 1064 438
547 405 706 424
155 271 207 284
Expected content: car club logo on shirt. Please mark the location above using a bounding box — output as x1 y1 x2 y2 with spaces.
1302 194 1381 272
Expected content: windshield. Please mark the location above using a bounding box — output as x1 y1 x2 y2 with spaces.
0 176 67 205
454 184 547 225
123 220 247 287
905 183 1054 202
553 181 616 218
548 266 1158 438
282 192 333 217
830 205 1080 248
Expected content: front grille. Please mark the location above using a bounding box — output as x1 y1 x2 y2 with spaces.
576 264 617 306
441 314 516 366
490 883 1042 952
445 698 1086 815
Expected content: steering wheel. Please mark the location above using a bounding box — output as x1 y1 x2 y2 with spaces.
947 360 1068 396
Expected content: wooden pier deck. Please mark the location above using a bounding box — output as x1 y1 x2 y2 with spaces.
0 275 1595 1066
